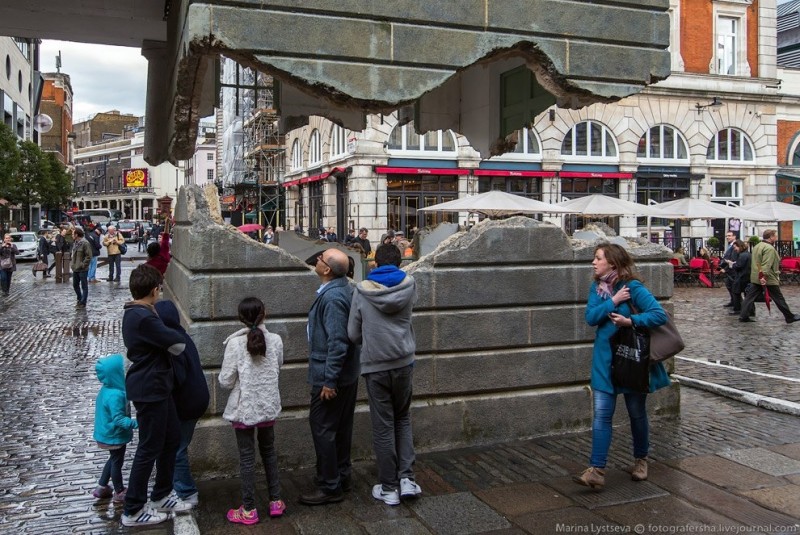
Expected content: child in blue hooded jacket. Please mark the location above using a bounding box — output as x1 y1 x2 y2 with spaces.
92 353 138 501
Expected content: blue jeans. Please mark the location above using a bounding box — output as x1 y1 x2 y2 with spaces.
173 419 199 499
590 390 649 468
88 257 98 281
72 270 88 304
0 269 11 294
99 445 127 492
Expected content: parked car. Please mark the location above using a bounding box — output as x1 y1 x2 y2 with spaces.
116 220 139 243
39 219 56 229
9 232 39 261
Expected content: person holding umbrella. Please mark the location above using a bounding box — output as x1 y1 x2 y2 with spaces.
739 229 800 324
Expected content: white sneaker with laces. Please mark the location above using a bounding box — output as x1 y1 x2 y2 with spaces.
182 492 199 506
121 505 169 526
372 484 400 506
400 478 422 497
150 491 194 513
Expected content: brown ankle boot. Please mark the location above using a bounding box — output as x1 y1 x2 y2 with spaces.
572 467 605 489
631 458 648 481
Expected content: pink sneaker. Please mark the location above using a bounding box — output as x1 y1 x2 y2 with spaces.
92 485 113 499
113 487 127 503
227 505 259 525
269 499 286 517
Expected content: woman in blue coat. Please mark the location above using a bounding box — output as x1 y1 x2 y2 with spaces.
573 243 670 490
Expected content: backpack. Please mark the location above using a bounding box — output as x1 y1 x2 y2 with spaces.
119 242 128 255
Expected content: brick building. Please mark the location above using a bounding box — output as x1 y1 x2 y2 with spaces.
40 72 73 164
72 110 138 149
281 0 788 252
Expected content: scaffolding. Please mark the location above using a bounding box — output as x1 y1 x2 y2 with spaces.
218 58 286 229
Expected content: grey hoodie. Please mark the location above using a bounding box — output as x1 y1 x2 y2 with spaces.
348 275 417 374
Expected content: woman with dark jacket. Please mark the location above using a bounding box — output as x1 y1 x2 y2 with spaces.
729 240 751 315
37 233 52 278
0 233 20 296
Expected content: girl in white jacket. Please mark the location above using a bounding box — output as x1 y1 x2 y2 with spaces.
219 297 284 525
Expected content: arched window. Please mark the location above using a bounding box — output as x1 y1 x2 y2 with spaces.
330 125 347 158
493 128 542 160
386 122 457 155
706 128 754 162
637 124 689 161
290 139 302 171
789 134 800 166
308 129 321 166
561 121 618 159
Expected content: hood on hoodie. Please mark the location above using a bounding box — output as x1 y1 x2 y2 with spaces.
96 353 126 391
155 299 184 332
356 275 416 315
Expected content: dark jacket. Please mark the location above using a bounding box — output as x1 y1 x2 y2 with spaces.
354 237 371 255
55 233 70 253
732 251 751 294
307 277 360 389
122 302 186 403
721 241 739 280
38 235 50 258
0 243 18 271
87 231 103 257
155 300 210 420
70 237 92 272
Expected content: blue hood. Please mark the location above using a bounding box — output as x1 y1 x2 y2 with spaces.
96 353 126 391
367 265 406 288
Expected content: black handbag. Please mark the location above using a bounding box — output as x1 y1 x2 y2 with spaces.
610 326 650 393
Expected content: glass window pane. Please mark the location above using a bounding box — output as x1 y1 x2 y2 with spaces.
441 131 455 151
718 131 729 160
590 124 602 156
637 132 648 157
388 125 403 149
407 127 420 150
527 129 540 154
605 130 616 157
561 131 573 155
744 140 753 161
649 126 661 158
423 131 438 151
677 134 688 159
707 134 716 159
576 123 588 156
730 129 741 160
663 126 674 159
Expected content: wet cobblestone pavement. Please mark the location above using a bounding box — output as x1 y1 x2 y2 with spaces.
1 265 799 534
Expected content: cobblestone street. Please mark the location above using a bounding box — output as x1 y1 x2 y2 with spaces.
0 264 799 534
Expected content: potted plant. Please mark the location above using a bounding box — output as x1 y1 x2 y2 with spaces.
748 235 761 248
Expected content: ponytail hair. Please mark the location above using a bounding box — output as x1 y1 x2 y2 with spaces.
238 297 267 358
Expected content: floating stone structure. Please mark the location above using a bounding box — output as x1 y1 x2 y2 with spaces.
169 185 678 476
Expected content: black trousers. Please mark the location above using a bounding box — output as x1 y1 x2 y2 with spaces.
308 382 358 492
740 283 795 321
123 397 180 515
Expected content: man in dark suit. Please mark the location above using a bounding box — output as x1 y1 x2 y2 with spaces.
719 231 739 307
299 248 360 505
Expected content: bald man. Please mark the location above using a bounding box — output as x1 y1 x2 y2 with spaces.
299 249 360 505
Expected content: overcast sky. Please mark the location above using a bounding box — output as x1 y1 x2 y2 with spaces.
39 40 147 122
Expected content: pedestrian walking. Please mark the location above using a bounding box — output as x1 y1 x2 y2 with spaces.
219 297 286 525
0 233 19 296
71 228 92 308
740 229 800 324
36 231 52 279
153 300 209 508
348 244 422 506
719 231 738 307
572 243 671 490
54 227 72 283
120 265 194 527
103 226 124 282
87 226 103 283
299 249 360 506
728 240 751 315
92 353 138 503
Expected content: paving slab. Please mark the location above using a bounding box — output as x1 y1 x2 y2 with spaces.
409 492 510 535
545 471 668 509
719 447 800 476
363 517 433 535
597 495 745 532
474 482 573 517
510 506 618 535
739 484 800 519
647 462 800 530
768 443 800 461
666 454 782 490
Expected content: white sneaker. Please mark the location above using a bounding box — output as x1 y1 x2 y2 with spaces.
150 491 194 513
182 492 199 506
372 484 400 506
400 478 422 497
121 505 169 526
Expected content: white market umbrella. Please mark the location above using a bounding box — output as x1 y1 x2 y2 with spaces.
740 200 800 222
649 197 761 221
418 190 579 219
555 194 681 217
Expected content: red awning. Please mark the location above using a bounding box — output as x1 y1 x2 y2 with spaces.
473 169 556 178
282 167 347 188
375 166 470 176
559 171 633 179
